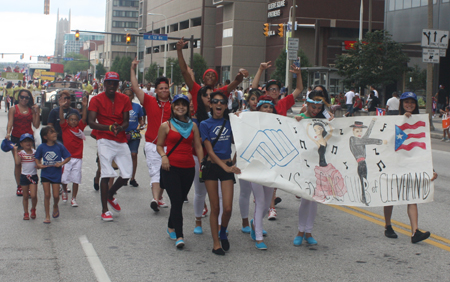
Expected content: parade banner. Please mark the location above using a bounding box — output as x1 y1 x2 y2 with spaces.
230 112 434 207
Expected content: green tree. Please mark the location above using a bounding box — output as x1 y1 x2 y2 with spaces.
166 57 183 85
110 56 121 74
96 63 107 80
406 65 426 93
335 30 410 89
144 63 159 83
192 53 208 84
271 48 310 88
117 56 133 81
62 53 90 75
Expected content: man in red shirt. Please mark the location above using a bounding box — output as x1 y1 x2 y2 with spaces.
88 72 132 221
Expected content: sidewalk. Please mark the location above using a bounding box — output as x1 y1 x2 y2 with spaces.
288 102 445 140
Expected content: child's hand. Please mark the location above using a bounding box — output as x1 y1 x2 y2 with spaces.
82 96 88 107
54 162 63 168
12 145 18 151
295 115 304 122
36 163 48 169
161 157 170 171
404 112 412 118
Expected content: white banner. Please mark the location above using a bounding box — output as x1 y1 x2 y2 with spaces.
231 112 434 207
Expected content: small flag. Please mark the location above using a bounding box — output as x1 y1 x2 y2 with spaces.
376 108 386 116
395 121 426 151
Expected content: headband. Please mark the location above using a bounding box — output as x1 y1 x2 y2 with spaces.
306 98 324 104
257 100 274 107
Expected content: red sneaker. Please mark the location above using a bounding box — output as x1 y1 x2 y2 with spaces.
61 191 68 202
16 186 23 197
202 207 208 217
107 198 121 212
101 211 113 221
158 198 168 208
30 208 36 219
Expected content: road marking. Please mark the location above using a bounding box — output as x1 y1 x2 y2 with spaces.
331 205 450 253
79 235 112 282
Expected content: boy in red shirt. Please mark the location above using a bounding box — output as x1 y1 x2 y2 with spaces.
88 72 132 221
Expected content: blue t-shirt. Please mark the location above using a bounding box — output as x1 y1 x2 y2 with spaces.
35 142 71 183
48 107 81 142
126 102 144 132
200 117 233 159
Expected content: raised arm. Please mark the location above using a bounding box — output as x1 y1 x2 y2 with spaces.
32 104 40 129
176 38 194 90
226 69 247 93
289 64 304 100
59 99 67 125
81 96 88 124
251 61 271 89
130 58 146 105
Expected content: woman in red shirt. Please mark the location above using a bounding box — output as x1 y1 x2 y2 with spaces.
157 94 204 249
6 89 40 196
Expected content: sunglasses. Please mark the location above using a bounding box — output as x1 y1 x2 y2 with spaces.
19 95 30 100
202 93 210 98
267 88 279 92
62 96 71 100
211 98 227 105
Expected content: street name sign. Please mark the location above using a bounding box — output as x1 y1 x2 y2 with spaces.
143 33 168 41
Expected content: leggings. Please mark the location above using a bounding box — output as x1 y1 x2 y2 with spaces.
251 183 273 241
298 198 318 233
161 166 195 239
239 179 252 219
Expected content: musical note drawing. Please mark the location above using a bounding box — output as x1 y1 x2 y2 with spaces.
377 160 386 172
380 123 387 132
343 162 348 169
340 129 344 135
293 127 297 134
373 148 379 155
299 140 307 150
304 159 310 167
276 118 281 124
331 145 338 155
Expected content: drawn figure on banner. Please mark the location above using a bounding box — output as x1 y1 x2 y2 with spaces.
240 129 299 168
349 119 387 206
305 121 346 201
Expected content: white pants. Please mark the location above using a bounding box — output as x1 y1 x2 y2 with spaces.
298 199 318 233
97 139 132 179
144 142 166 186
239 179 253 219
61 158 82 184
251 183 274 241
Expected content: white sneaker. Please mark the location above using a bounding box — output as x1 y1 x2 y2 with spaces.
71 198 78 207
158 198 168 208
268 208 277 220
441 138 446 142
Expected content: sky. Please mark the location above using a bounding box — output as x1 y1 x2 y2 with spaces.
0 0 105 64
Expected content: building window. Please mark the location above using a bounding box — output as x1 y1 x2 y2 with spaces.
404 0 412 8
146 47 151 54
395 0 403 9
170 43 177 51
170 23 178 32
180 20 189 30
112 21 138 28
191 17 201 27
113 10 138 17
223 28 233 38
111 34 136 44
114 0 139 7
412 0 421 7
154 28 160 34
222 66 230 84
153 47 159 53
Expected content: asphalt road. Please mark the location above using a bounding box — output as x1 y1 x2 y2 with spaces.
0 109 449 282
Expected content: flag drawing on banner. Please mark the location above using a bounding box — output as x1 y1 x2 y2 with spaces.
395 121 426 151
376 108 385 116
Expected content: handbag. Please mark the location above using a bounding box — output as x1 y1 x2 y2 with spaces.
199 119 227 183
126 129 142 141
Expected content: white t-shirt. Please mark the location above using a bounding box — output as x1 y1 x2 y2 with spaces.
143 87 155 97
18 149 37 175
386 97 399 111
373 89 379 98
345 91 355 104
237 90 244 101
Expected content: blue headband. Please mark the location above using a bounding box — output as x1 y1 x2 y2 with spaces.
306 98 323 104
257 100 274 107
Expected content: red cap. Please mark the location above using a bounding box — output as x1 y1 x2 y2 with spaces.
203 69 218 83
104 72 120 81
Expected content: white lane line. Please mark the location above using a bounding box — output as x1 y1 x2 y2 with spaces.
79 235 112 282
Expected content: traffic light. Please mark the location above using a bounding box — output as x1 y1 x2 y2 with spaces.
278 23 284 37
126 33 131 44
75 30 80 41
263 23 269 37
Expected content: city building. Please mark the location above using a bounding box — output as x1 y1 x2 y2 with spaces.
54 9 71 59
64 34 105 57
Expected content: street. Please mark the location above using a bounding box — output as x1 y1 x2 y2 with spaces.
0 110 449 282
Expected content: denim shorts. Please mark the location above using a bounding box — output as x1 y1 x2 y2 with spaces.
20 174 39 186
127 138 141 153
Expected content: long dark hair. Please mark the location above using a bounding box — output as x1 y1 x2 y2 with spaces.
399 98 419 115
210 91 230 120
18 89 34 108
246 89 263 102
312 122 327 138
313 85 330 104
196 86 212 123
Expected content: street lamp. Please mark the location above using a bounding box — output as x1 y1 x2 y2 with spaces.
148 12 167 77
125 28 140 80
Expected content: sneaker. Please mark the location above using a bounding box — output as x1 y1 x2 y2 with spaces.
250 219 256 241
255 242 268 250
202 207 208 217
129 179 139 187
446 139 450 143
194 226 203 235
61 191 68 202
268 208 277 220
158 198 168 208
71 198 78 207
167 228 176 240
411 229 430 243
101 211 113 221
16 186 23 197
150 199 160 212
385 225 398 239
241 226 251 234
107 198 121 212
66 187 71 193
441 138 446 142
304 235 318 245
23 212 30 220
293 236 303 246
30 208 36 219
175 239 185 249
93 178 99 191
274 197 282 205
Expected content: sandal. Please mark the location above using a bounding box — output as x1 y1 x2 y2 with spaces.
52 209 60 218
30 208 36 219
23 212 30 220
43 219 51 224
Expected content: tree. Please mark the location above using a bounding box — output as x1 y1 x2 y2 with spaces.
110 56 121 74
165 57 183 85
270 48 310 88
406 65 426 93
62 52 90 75
335 30 410 89
96 63 106 80
191 53 208 84
118 56 133 82
144 63 159 83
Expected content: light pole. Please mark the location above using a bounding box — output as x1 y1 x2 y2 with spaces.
90 41 98 81
148 12 167 77
157 64 160 77
170 62 174 95
125 28 140 80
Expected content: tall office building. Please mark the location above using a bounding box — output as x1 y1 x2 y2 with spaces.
54 9 71 59
103 0 139 69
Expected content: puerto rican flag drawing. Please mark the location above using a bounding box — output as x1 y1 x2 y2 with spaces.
395 121 426 151
376 108 386 116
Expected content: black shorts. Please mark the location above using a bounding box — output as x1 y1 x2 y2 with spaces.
40 177 60 184
20 174 39 186
202 161 235 183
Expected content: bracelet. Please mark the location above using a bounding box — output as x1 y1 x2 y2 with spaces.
109 125 112 132
161 155 167 158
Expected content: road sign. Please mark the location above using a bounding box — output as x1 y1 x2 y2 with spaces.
421 29 449 48
143 33 168 41
288 50 297 61
288 38 299 51
63 58 74 61
422 48 440 63
440 49 447 57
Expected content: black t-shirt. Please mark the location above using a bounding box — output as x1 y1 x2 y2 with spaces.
368 96 380 111
48 107 81 142
437 89 448 104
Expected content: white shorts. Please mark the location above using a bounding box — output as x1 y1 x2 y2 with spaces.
97 139 133 179
144 142 166 185
61 158 82 184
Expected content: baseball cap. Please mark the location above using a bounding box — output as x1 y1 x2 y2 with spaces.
400 92 417 101
172 94 190 104
19 133 34 142
1 138 14 152
265 79 282 90
104 72 120 81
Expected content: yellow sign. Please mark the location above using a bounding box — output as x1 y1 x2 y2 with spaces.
41 71 56 81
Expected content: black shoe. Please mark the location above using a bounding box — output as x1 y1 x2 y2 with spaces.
274 197 282 205
385 225 398 239
129 179 139 187
123 180 128 186
221 239 230 251
411 229 430 244
93 178 99 191
212 248 225 256
150 200 160 212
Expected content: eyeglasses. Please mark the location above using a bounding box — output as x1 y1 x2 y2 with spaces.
63 96 71 100
267 88 279 92
211 98 227 105
19 96 30 100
